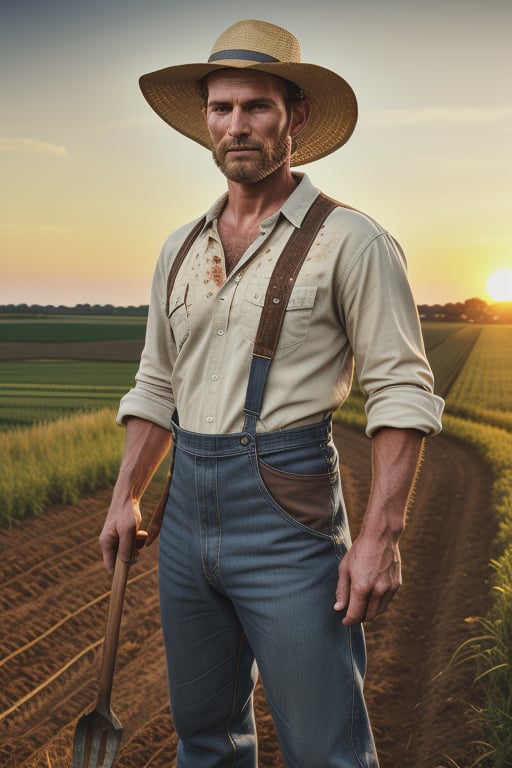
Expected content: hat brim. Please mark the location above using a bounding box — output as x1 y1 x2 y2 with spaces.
139 61 357 166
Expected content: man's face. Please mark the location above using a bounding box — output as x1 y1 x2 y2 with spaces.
204 69 293 183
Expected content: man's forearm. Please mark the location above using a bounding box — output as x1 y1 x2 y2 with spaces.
111 416 173 506
100 416 172 572
362 426 424 540
335 427 424 625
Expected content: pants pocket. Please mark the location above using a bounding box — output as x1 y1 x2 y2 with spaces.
257 459 337 533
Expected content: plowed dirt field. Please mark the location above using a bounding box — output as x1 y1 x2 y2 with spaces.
0 425 495 767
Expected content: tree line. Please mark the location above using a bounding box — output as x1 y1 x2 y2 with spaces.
1 298 512 323
0 303 148 317
418 298 512 324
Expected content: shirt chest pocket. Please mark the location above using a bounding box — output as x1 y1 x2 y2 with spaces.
167 283 190 351
242 280 318 351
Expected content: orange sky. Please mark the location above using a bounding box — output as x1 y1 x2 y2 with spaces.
1 0 511 307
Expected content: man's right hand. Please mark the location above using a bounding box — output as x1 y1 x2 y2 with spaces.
99 496 143 575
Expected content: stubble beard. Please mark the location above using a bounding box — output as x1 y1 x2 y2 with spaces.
212 130 291 183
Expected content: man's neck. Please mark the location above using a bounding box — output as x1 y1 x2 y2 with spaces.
222 166 299 226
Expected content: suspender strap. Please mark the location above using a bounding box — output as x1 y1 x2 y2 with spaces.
243 194 337 426
165 216 206 315
252 194 337 360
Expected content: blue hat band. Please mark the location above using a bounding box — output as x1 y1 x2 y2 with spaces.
208 49 279 63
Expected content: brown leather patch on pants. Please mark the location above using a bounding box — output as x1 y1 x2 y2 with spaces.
258 460 335 532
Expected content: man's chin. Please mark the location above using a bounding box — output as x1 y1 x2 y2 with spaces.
220 160 265 184
212 148 289 183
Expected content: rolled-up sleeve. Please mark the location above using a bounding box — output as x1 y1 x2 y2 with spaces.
339 224 444 437
117 238 177 430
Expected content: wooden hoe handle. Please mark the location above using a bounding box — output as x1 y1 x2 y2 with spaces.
96 556 131 715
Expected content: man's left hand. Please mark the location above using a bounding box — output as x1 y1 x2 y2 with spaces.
333 532 402 626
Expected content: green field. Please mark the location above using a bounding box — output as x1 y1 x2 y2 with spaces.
0 360 138 429
0 316 146 343
448 325 512 410
0 315 142 428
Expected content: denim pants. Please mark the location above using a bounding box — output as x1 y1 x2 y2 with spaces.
158 418 379 767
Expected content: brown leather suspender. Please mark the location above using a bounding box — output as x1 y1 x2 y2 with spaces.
251 194 336 360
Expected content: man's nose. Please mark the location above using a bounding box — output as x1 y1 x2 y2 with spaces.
228 106 250 137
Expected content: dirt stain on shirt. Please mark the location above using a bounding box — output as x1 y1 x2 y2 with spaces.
203 247 226 288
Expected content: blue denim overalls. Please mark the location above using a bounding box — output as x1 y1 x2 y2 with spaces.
157 196 379 767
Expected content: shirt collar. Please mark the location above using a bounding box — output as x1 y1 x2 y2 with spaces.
204 193 228 227
202 173 320 233
280 173 320 228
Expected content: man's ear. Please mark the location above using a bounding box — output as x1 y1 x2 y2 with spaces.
289 99 312 138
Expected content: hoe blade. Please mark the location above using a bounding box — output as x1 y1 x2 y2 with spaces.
72 708 123 768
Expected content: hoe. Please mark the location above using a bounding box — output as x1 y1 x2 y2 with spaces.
72 554 132 768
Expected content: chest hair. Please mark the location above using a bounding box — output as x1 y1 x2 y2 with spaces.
218 221 261 275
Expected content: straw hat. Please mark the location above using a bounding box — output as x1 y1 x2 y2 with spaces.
139 19 358 166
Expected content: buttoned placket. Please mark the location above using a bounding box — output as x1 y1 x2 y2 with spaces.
200 218 277 432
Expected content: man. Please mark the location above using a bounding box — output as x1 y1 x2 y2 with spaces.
100 19 444 767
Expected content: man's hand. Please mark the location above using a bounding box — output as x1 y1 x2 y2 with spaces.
333 426 424 626
334 532 402 626
99 496 147 575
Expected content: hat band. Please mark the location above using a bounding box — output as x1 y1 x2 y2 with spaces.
208 49 279 63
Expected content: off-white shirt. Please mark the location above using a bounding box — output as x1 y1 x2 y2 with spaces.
118 174 444 437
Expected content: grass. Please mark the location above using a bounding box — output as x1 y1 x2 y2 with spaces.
0 409 125 525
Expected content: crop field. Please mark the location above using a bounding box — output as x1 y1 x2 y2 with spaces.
0 316 143 428
422 323 482 398
1 316 511 767
0 360 138 428
0 316 146 343
448 325 512 411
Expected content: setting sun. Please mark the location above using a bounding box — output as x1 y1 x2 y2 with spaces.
486 270 512 302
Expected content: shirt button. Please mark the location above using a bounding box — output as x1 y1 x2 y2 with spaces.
210 374 219 381
217 329 225 336
234 273 242 283
206 416 214 423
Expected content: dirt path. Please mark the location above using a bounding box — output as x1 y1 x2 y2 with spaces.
335 426 495 767
0 426 495 767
